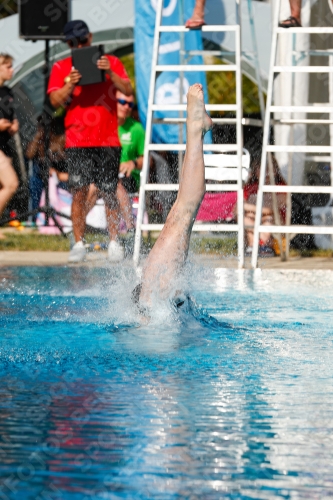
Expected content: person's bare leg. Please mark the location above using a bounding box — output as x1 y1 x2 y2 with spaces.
279 0 302 27
290 0 302 23
85 184 98 214
185 0 206 28
86 183 134 232
117 182 134 231
71 186 90 242
140 84 212 304
103 193 120 242
0 151 19 238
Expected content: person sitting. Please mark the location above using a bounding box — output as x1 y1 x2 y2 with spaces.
133 83 212 313
0 53 19 239
86 90 145 234
244 157 287 256
116 90 145 232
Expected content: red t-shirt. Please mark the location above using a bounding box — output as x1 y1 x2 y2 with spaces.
47 55 129 148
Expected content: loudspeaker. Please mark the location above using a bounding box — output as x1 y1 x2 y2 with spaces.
19 0 70 40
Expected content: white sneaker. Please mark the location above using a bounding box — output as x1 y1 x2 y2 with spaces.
108 240 124 262
68 241 86 263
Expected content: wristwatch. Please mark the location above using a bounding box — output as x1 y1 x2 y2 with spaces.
64 76 71 84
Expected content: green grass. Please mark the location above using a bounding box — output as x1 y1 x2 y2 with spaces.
2 231 332 258
190 236 238 255
0 232 238 254
0 232 71 251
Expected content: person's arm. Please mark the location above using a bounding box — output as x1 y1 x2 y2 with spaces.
25 129 43 159
49 67 81 109
136 123 145 170
136 156 143 170
97 56 133 96
8 118 19 135
119 122 145 177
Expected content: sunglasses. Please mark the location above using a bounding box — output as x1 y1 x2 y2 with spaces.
117 98 134 108
67 37 89 48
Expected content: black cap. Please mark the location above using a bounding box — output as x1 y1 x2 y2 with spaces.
63 20 89 41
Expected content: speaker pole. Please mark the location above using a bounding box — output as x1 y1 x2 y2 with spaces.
44 40 50 95
43 39 50 226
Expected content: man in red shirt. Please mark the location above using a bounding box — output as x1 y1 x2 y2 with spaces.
48 20 133 263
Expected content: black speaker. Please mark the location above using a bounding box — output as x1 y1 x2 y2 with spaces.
19 0 70 40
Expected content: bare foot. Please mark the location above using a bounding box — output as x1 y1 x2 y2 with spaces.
0 229 6 240
186 83 212 135
185 3 206 28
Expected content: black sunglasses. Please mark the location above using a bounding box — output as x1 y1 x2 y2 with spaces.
67 37 89 48
117 98 134 108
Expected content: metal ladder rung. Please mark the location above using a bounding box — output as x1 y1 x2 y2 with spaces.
267 145 333 153
270 105 333 112
276 27 333 33
159 25 239 33
147 144 239 151
306 156 331 162
257 225 333 235
295 50 333 56
141 223 239 232
156 64 237 72
262 186 333 193
154 117 237 124
184 50 235 56
274 66 333 72
273 119 333 124
151 104 237 111
153 117 262 126
143 183 240 192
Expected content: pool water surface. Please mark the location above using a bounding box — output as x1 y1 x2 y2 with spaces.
0 265 332 499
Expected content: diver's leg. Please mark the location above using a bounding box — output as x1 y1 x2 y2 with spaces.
140 84 212 301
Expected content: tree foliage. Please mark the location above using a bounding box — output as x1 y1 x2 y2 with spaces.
206 56 264 115
0 0 18 19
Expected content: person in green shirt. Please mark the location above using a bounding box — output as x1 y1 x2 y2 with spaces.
117 90 145 193
114 90 145 234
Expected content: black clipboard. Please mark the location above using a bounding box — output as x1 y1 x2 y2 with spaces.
71 45 105 86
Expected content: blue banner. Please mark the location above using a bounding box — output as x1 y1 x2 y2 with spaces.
134 0 212 145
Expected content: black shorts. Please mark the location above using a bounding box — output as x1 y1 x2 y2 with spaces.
121 175 137 194
66 147 121 193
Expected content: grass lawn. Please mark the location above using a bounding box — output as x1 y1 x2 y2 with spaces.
0 230 238 255
0 229 332 258
0 231 71 251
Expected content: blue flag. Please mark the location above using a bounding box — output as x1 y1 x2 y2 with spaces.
134 0 212 145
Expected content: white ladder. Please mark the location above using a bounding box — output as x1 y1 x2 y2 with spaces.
133 0 245 267
251 0 333 268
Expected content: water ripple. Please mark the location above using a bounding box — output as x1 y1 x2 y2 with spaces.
0 266 332 499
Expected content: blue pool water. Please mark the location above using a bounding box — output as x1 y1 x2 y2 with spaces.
0 264 333 499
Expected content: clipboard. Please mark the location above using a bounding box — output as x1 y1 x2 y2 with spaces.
71 45 105 86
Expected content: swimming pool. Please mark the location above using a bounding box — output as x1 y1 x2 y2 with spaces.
0 265 332 499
